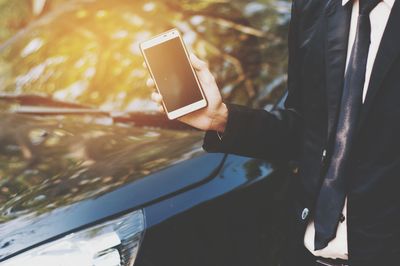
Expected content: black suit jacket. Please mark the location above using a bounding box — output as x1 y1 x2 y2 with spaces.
203 0 400 265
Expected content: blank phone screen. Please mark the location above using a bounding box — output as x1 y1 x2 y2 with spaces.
144 37 203 112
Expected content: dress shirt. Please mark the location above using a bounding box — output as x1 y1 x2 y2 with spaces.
303 0 395 260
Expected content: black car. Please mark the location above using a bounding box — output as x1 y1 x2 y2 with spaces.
0 0 293 265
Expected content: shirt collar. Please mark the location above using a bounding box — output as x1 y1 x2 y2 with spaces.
342 0 395 8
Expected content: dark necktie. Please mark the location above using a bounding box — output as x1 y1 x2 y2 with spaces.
314 0 381 250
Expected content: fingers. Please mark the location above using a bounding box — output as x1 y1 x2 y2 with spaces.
144 62 164 112
143 62 154 88
151 91 164 112
151 91 162 103
146 78 155 88
190 53 208 71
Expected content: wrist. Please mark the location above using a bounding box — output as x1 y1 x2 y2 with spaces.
209 103 228 133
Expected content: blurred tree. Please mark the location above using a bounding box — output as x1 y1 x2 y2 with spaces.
32 0 47 16
0 0 290 111
0 0 32 43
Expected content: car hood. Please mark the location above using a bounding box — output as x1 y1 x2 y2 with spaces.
0 113 223 260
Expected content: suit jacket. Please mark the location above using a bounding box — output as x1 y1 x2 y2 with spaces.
203 0 400 265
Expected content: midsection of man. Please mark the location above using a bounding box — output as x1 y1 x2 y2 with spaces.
202 0 400 264
303 0 394 261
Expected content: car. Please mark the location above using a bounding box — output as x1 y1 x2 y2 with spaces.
0 0 293 265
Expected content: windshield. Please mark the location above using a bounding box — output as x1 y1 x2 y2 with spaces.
0 0 290 113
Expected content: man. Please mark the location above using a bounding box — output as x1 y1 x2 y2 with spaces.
149 0 400 265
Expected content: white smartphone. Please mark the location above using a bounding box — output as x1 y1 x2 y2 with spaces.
140 29 207 120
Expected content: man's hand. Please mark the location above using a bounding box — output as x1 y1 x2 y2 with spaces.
147 53 228 133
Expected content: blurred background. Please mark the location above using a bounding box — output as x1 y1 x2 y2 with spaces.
0 0 290 112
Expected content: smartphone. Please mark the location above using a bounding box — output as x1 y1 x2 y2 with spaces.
140 29 207 120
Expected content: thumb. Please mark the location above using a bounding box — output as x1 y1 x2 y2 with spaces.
190 53 208 71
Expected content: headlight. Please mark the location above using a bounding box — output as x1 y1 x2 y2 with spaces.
1 210 145 266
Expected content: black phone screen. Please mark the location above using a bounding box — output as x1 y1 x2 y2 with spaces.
144 37 203 112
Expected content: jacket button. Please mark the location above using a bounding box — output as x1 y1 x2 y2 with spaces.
301 208 310 220
321 149 327 161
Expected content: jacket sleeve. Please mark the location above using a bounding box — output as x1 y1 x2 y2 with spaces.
203 0 304 161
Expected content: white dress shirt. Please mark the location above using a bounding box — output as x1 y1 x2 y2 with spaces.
303 0 395 260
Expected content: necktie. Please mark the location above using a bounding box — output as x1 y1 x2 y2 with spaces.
314 0 381 250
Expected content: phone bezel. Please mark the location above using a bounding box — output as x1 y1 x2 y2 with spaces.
140 29 207 120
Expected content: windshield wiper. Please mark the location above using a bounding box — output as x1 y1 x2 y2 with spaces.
0 94 192 130
0 94 92 109
10 107 191 130
10 105 109 116
113 112 192 130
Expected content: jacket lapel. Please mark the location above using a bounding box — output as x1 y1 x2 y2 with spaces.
357 0 400 133
325 0 353 145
